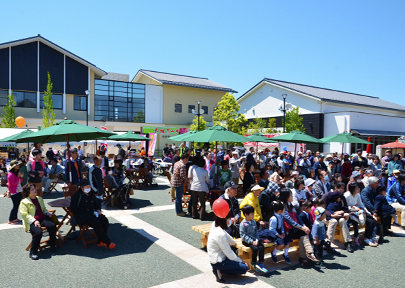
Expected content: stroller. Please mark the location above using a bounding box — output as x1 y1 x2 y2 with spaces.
109 183 132 209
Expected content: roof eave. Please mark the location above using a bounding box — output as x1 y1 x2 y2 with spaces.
162 82 237 93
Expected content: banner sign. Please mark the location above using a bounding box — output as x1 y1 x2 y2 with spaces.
244 133 281 147
148 133 157 156
142 126 189 135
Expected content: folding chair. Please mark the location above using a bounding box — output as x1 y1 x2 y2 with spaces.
76 225 98 249
182 180 191 208
48 174 62 194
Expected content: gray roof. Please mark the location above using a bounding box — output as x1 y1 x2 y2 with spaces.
136 70 237 93
240 78 405 112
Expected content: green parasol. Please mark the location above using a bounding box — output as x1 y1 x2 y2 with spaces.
108 131 151 141
270 130 325 156
168 130 200 141
0 129 35 142
320 132 372 154
180 125 247 143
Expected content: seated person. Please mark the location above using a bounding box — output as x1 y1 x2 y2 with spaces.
291 179 306 210
70 179 116 249
20 184 57 260
42 158 64 194
112 160 125 186
240 184 265 226
240 205 268 273
259 168 270 189
218 160 232 187
219 181 241 237
298 201 314 234
259 181 280 221
375 186 397 237
162 154 172 163
105 166 119 189
326 191 353 252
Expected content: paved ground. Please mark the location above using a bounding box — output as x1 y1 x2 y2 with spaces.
1 176 405 288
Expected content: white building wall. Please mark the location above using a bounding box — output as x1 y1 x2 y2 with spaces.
347 111 405 131
239 83 321 119
145 84 163 124
323 113 350 153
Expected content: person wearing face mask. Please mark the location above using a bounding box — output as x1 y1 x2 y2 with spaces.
346 171 363 191
89 155 104 201
70 179 116 250
313 170 331 201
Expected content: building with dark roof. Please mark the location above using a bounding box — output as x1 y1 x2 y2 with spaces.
238 78 405 153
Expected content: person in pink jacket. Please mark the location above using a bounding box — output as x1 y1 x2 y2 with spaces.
8 160 24 224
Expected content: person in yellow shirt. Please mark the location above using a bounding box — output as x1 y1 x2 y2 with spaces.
240 185 265 226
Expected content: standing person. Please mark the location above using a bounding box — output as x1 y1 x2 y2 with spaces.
246 147 255 166
8 147 17 161
65 148 83 186
224 149 232 163
387 154 402 177
70 179 116 250
306 150 314 166
242 163 256 195
77 145 84 160
229 151 245 184
163 144 170 157
312 207 327 268
204 152 215 174
240 205 268 272
299 154 312 178
283 154 292 175
27 149 46 197
140 147 146 156
116 144 126 159
20 184 57 260
89 156 105 201
8 160 23 225
189 157 209 220
207 215 249 283
172 154 190 217
19 158 28 186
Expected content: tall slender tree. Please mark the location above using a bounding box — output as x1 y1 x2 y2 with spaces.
1 91 17 128
42 72 55 128
212 92 247 135
284 106 305 132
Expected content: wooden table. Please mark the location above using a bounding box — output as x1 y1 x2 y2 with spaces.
48 198 74 244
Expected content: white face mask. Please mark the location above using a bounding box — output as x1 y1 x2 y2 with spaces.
83 188 91 193
227 219 233 227
108 171 113 175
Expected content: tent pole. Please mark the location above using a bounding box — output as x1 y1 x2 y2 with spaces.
342 142 344 155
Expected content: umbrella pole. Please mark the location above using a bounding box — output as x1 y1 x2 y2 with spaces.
342 143 344 155
95 139 98 155
67 136 72 184
215 141 218 187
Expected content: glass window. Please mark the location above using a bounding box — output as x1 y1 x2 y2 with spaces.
15 91 37 108
40 94 63 110
188 105 195 113
202 106 208 114
175 104 182 113
94 79 145 123
0 90 8 106
74 96 87 111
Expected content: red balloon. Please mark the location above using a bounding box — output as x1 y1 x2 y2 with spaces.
212 198 229 219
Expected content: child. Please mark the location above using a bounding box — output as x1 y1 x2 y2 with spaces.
218 160 232 187
310 199 325 224
312 207 327 268
375 186 397 237
240 205 268 273
268 201 292 264
299 201 313 232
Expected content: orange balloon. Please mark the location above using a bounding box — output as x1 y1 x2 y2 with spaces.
15 116 25 128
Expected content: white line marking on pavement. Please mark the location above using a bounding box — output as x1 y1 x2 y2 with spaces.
127 204 174 214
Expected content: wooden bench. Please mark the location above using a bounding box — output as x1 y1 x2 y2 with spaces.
192 223 211 248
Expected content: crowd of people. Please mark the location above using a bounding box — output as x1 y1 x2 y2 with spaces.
175 146 405 282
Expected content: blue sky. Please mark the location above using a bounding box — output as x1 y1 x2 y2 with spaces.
2 0 404 103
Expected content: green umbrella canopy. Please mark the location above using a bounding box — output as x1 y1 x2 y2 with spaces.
0 129 35 142
168 130 200 141
180 125 247 143
246 133 278 143
108 131 151 141
320 132 372 144
270 130 325 144
15 120 117 144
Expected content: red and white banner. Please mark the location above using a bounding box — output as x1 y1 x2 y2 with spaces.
244 133 280 147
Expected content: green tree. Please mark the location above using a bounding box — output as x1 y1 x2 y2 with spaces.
247 117 278 134
190 115 207 131
212 92 247 135
283 106 305 132
42 72 55 128
134 109 145 123
1 91 17 128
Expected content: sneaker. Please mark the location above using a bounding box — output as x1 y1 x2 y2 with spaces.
354 238 361 247
364 238 378 247
350 214 360 223
283 254 291 264
306 253 319 262
253 264 262 272
258 264 268 273
314 261 323 268
108 242 116 250
97 242 107 248
271 253 278 263
373 235 380 243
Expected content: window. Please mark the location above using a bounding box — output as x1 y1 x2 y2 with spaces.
74 96 87 111
202 105 208 114
94 79 145 122
175 104 182 113
15 91 37 108
0 90 8 106
188 105 195 113
40 93 63 109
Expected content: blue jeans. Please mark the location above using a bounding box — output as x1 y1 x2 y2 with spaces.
211 258 249 275
9 192 22 221
175 186 184 214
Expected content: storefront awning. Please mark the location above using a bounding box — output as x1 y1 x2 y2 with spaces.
351 128 405 137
